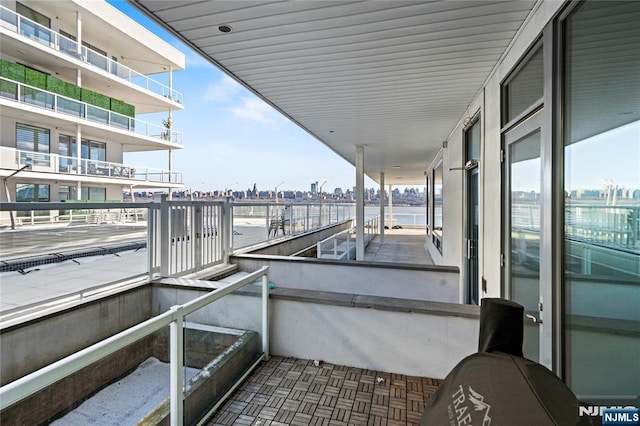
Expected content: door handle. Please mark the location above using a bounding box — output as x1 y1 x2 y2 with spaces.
526 314 542 324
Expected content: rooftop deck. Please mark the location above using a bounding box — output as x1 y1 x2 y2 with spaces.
207 357 441 426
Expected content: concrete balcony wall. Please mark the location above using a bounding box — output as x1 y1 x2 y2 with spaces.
152 282 478 379
234 255 460 303
270 295 479 379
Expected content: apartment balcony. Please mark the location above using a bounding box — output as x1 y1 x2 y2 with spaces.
0 146 183 186
0 5 183 113
0 200 470 426
0 77 182 148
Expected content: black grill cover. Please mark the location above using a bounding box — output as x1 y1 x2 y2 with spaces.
420 298 592 425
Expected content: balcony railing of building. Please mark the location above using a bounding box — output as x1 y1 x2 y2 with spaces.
231 202 354 250
0 200 354 275
317 215 379 260
1 78 182 145
0 265 270 426
513 203 639 252
0 6 183 104
1 147 183 185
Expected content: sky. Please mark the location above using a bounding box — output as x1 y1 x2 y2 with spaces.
110 1 379 195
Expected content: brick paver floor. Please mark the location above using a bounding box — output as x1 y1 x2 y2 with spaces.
207 357 442 426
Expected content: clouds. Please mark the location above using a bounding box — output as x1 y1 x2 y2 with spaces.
201 76 284 127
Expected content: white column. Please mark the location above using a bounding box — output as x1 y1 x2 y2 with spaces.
168 148 173 200
76 125 82 200
355 145 365 260
379 172 385 243
388 184 393 228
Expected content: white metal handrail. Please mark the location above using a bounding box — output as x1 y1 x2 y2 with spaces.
0 5 183 104
0 266 270 426
3 147 183 184
0 77 183 144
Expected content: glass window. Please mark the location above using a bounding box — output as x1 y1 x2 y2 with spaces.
504 47 544 123
58 185 77 201
81 187 106 201
16 123 50 167
563 0 640 398
16 183 49 202
466 118 481 162
433 162 443 252
81 139 106 161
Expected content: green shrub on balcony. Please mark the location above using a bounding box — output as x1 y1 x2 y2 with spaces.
110 98 135 118
81 88 110 110
0 59 25 83
46 75 81 100
24 68 47 89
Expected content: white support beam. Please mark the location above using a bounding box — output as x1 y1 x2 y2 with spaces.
388 184 393 228
379 172 385 244
356 145 365 260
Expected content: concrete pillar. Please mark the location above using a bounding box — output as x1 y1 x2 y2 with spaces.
356 145 365 260
168 148 173 200
388 184 393 228
379 172 385 243
76 125 82 200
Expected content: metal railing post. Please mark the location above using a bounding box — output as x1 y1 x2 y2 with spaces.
261 274 270 359
147 206 154 279
170 306 184 426
222 197 232 264
160 194 170 277
633 207 639 249
193 203 202 272
306 204 310 231
265 204 271 240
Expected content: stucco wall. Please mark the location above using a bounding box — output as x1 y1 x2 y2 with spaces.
234 255 460 303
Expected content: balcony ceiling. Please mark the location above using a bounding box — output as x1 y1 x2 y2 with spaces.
133 0 537 184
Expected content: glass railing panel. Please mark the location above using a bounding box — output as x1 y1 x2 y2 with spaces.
58 156 78 173
58 33 79 58
110 113 131 130
0 79 18 100
0 5 17 28
20 86 54 110
57 97 84 118
19 19 52 47
85 47 108 72
86 105 109 125
17 150 50 168
182 282 264 423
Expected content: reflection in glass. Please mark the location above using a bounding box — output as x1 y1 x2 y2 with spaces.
505 48 543 122
509 130 541 362
563 0 640 398
433 162 443 252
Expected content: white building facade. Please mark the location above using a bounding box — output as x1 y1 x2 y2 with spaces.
0 0 185 220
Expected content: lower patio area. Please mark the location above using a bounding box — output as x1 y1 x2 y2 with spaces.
207 356 442 426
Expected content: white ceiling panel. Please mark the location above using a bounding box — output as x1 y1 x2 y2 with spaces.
134 0 538 184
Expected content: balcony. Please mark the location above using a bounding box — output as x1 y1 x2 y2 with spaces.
0 200 471 425
0 147 183 185
1 77 182 145
0 5 183 106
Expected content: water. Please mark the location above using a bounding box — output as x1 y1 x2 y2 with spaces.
364 205 428 226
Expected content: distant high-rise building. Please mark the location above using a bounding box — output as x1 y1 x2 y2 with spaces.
311 181 318 194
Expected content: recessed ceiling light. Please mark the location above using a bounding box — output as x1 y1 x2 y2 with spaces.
329 130 334 133
392 165 401 169
218 25 233 33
